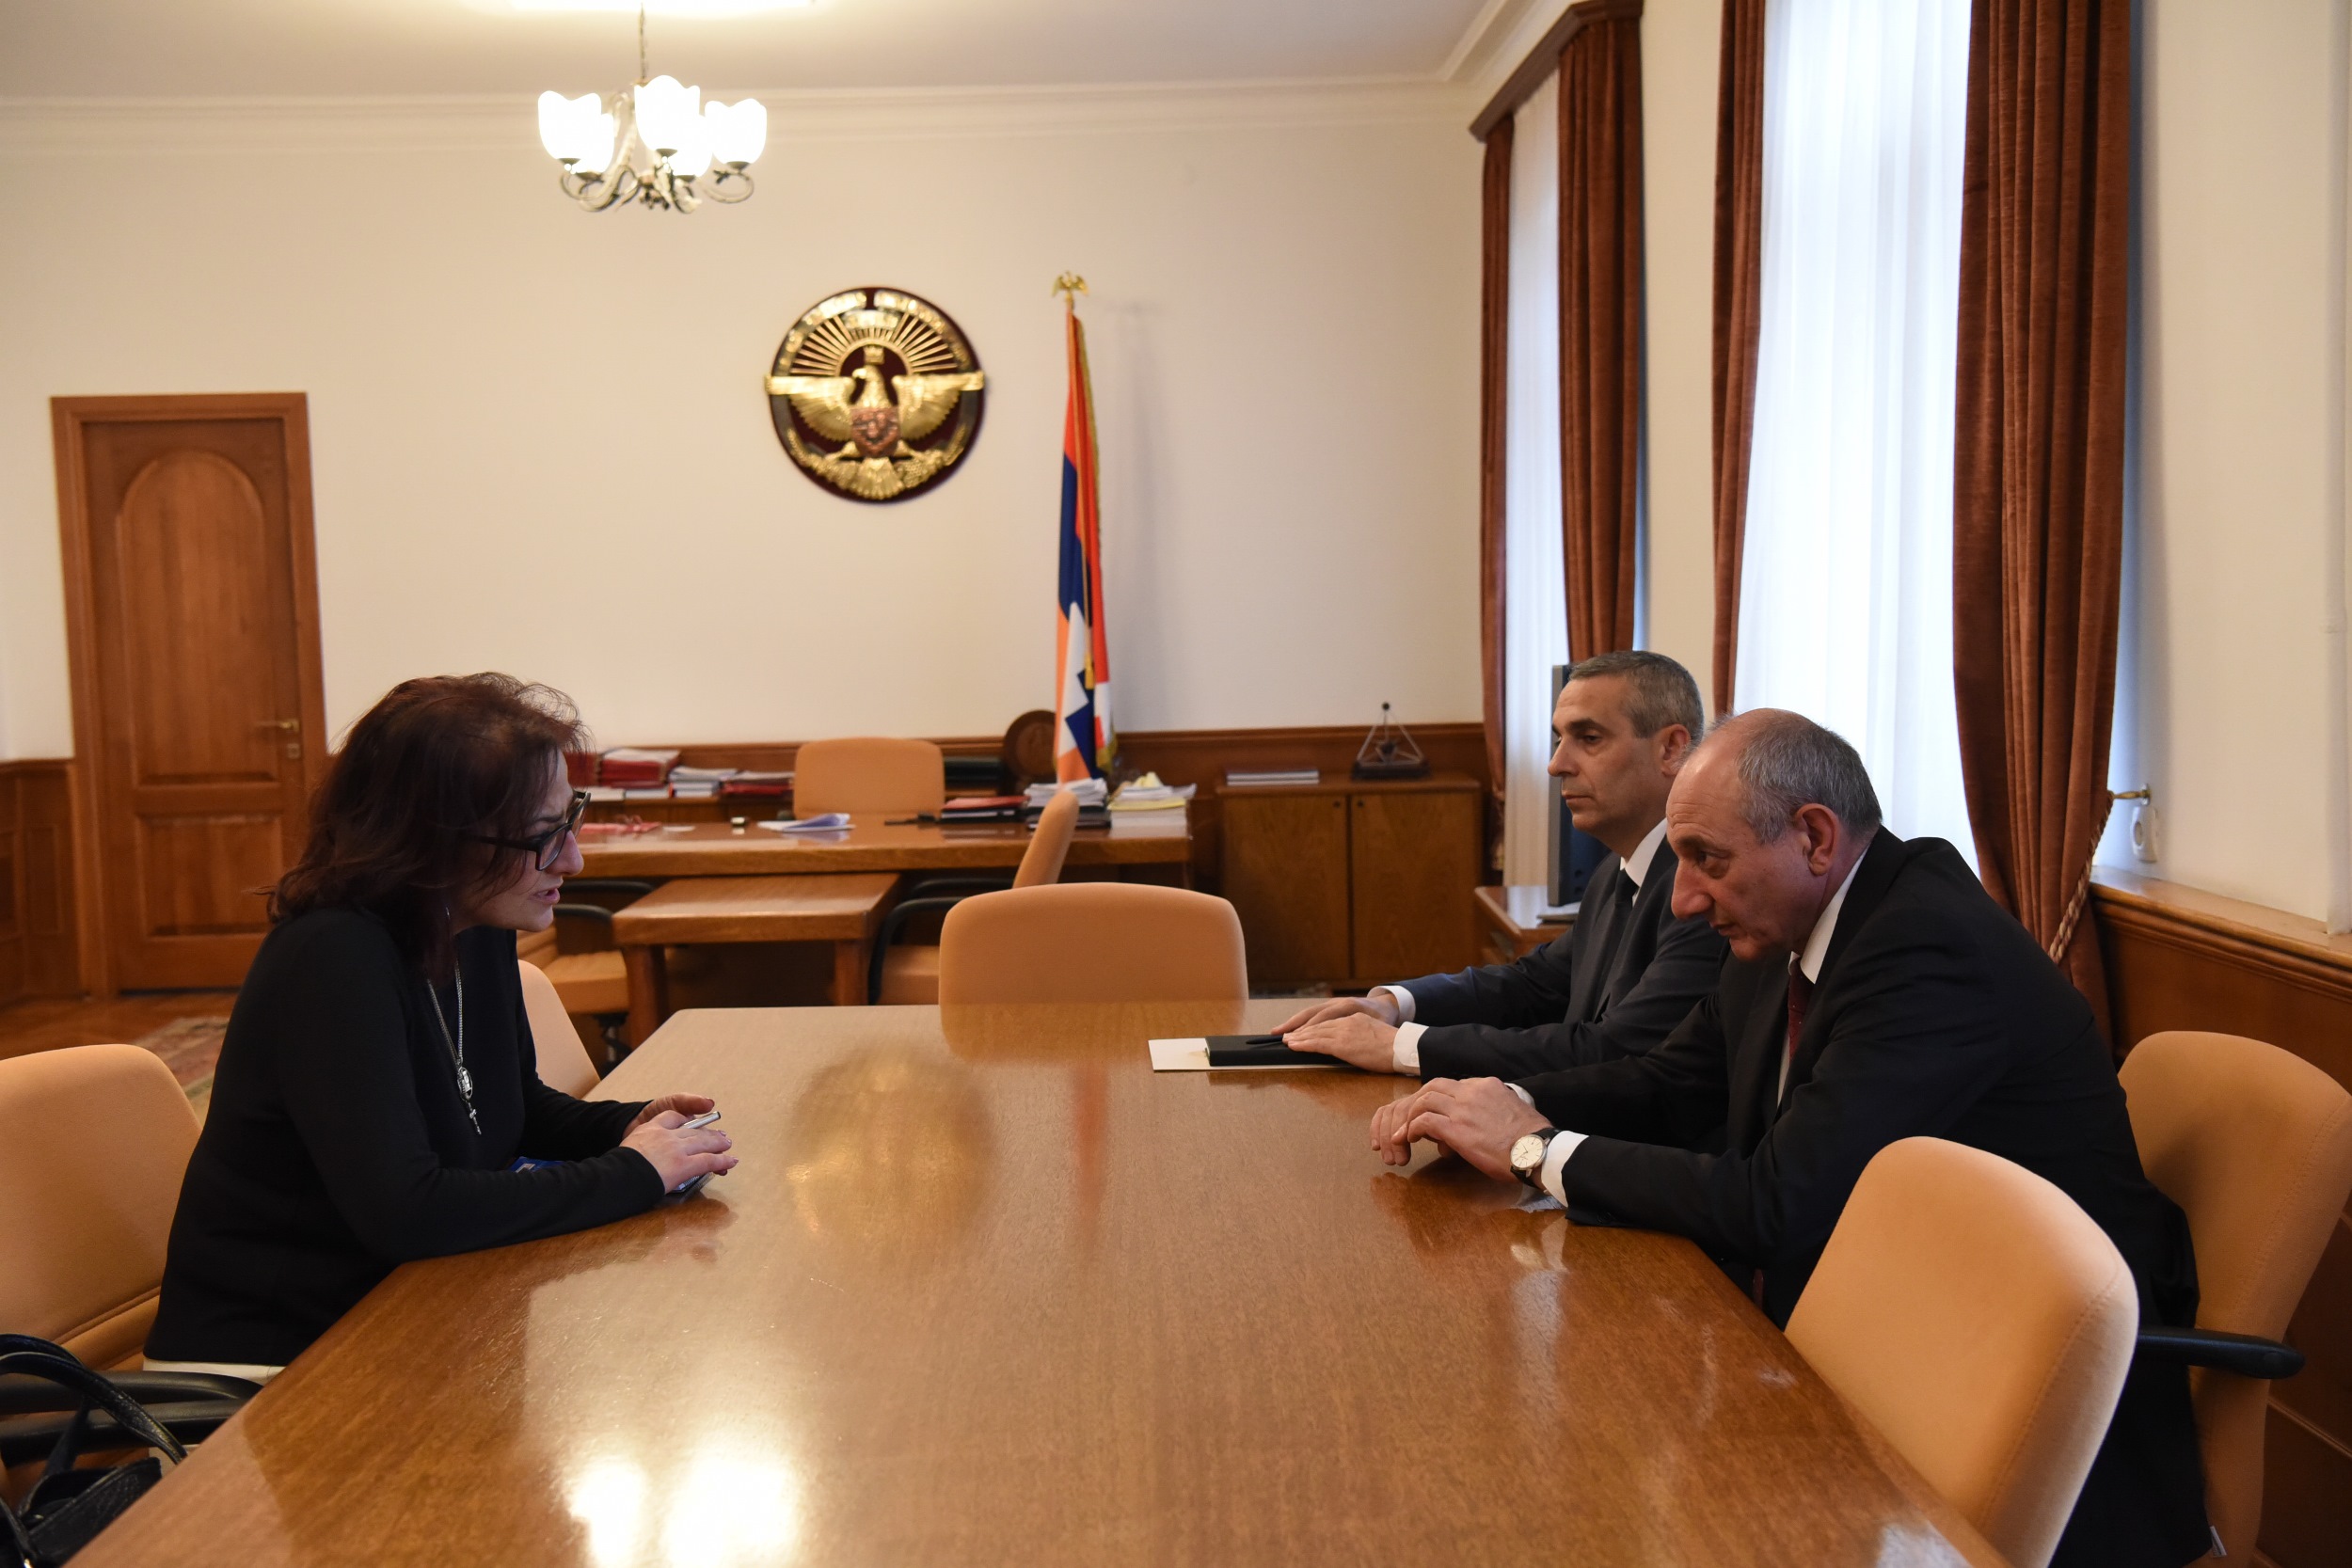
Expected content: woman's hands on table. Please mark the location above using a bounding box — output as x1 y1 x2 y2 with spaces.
622 1096 737 1191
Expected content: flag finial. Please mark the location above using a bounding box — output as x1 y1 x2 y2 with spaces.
1053 273 1089 303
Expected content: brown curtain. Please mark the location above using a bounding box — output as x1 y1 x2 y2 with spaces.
1558 2 1645 662
1709 0 1767 715
1478 119 1514 865
1951 0 2131 1019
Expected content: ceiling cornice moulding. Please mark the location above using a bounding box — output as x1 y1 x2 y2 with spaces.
1 76 1480 154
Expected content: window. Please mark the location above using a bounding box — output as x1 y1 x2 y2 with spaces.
1733 0 1975 856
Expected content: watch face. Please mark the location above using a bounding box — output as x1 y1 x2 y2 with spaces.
1511 1132 1549 1176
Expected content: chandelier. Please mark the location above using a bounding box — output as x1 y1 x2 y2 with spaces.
535 6 768 214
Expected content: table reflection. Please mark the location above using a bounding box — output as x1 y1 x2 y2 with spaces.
783 1045 993 1269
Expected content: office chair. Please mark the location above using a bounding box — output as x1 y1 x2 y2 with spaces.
519 960 602 1097
937 882 1248 1004
516 879 654 1060
791 736 946 819
2118 1030 2352 1559
0 1046 255 1471
871 789 1084 1004
1785 1137 2138 1568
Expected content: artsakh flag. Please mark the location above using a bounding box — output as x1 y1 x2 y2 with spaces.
1054 297 1114 782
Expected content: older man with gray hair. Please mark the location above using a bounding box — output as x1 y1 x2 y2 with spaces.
1374 708 2208 1568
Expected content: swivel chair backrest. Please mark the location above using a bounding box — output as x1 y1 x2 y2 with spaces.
2119 1030 2352 1558
520 958 602 1097
1786 1137 2138 1568
792 737 946 819
938 883 1247 1004
1013 788 1083 889
0 1044 201 1369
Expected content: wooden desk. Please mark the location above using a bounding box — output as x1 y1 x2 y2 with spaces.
611 874 900 1041
86 999 1999 1567
579 813 1192 880
1475 883 1574 963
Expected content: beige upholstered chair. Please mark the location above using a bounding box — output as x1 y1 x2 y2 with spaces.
792 737 946 819
937 882 1248 1004
2119 1031 2352 1559
877 789 1084 1005
1785 1137 2138 1568
520 958 602 1097
0 1044 201 1370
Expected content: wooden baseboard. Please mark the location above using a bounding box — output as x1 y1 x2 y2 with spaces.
2091 868 2352 1568
0 760 80 1005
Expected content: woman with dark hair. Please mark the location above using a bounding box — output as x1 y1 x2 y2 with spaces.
146 674 736 1377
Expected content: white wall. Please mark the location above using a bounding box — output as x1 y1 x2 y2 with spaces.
2119 0 2350 920
0 83 1483 758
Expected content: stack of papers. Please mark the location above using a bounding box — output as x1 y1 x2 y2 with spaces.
1025 779 1107 807
667 766 738 800
1226 768 1320 787
1108 772 1197 812
756 813 851 833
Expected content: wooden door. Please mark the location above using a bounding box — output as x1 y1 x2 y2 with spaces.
1349 786 1480 982
1219 791 1349 983
54 395 326 992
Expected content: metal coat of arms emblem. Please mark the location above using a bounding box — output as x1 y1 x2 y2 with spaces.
765 287 986 503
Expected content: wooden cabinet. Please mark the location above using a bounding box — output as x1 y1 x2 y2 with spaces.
1220 774 1482 987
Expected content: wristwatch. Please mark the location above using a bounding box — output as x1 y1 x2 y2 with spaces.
1509 1127 1561 1189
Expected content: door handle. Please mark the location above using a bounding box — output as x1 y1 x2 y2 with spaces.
256 718 300 732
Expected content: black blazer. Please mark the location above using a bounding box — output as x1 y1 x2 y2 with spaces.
1401 843 1726 1080
150 910 664 1367
1526 832 2207 1567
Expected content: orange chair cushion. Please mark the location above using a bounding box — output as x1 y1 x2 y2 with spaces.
2120 1030 2352 1558
519 959 602 1097
1786 1137 2138 1568
0 1045 200 1368
878 943 942 1006
938 883 1247 1004
543 949 631 1017
792 737 946 819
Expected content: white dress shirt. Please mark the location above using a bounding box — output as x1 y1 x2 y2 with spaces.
1531 847 1864 1208
1382 817 1671 1076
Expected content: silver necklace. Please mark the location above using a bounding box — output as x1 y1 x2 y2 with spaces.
425 967 481 1134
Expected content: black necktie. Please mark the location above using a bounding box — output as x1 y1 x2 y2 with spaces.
1574 868 1638 1022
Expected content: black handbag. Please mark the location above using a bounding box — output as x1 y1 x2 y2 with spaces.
0 1335 240 1568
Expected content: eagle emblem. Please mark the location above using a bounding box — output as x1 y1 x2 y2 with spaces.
765 288 986 502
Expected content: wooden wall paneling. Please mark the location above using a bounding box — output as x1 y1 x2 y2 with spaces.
1221 792 1350 982
1349 784 1481 981
0 768 20 1006
2091 870 2352 1567
0 761 81 1005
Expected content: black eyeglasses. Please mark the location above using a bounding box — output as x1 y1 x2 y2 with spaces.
469 790 589 872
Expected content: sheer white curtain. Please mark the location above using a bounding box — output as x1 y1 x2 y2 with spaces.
1733 0 1974 856
1502 78 1569 887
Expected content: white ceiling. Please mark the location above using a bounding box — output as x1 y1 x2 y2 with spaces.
0 0 1521 98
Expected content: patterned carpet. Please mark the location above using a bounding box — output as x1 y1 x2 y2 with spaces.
131 1015 229 1118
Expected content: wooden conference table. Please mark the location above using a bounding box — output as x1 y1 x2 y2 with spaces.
577 812 1193 880
83 1001 1999 1567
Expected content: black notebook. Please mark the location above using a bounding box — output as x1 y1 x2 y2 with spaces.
1202 1034 1362 1070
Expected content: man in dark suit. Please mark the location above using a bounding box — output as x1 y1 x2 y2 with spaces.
1375 709 2208 1567
1278 650 1725 1078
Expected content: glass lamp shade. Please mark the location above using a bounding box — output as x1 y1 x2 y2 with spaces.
667 110 714 179
705 99 768 166
537 90 604 164
574 105 619 176
632 75 701 157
